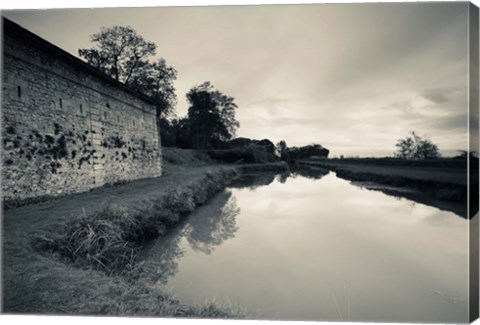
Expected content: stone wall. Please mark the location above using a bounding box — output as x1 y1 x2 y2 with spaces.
2 18 162 202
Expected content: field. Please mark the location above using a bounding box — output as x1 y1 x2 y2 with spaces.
297 158 477 218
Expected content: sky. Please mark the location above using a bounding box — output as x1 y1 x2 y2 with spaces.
2 2 472 157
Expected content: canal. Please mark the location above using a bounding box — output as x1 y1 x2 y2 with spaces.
140 167 468 323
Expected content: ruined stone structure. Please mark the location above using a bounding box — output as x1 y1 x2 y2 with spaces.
2 18 162 203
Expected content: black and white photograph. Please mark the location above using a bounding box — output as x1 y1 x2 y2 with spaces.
1 1 479 324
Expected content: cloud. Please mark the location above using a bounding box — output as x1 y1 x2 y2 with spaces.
421 89 451 104
423 114 468 131
3 2 470 156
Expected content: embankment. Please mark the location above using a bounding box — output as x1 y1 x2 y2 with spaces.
298 159 468 199
34 167 238 275
297 158 475 218
3 166 244 316
3 148 286 317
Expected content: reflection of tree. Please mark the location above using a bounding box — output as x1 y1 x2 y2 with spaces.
185 191 240 254
138 190 241 283
277 166 329 183
138 226 185 284
289 165 329 180
228 174 276 190
229 166 329 190
138 167 330 285
277 173 288 184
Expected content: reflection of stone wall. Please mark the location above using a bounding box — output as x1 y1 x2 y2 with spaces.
2 19 161 202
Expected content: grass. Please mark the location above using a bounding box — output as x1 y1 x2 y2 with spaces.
33 167 237 275
2 161 247 317
326 157 468 169
302 159 468 185
298 158 471 202
300 158 467 182
3 147 289 316
3 193 65 210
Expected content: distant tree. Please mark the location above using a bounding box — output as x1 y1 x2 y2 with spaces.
227 137 275 155
276 140 288 159
173 117 192 148
455 150 478 159
395 131 440 159
284 144 329 162
158 118 176 147
186 82 239 149
256 139 276 155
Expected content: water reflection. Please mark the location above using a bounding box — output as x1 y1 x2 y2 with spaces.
186 192 239 254
228 173 276 190
287 165 330 180
140 168 468 322
139 224 184 284
140 191 240 284
229 165 330 189
348 181 467 218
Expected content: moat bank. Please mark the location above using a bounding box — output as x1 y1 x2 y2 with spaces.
296 158 476 218
138 168 468 323
2 149 286 317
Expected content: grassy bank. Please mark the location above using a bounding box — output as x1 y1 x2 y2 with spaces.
3 148 288 317
298 159 468 197
34 168 238 275
297 158 475 218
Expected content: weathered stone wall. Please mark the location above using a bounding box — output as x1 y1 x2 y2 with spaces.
2 19 162 202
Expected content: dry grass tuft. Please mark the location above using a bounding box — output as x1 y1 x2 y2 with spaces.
33 168 237 275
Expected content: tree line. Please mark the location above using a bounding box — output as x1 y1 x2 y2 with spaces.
79 26 240 151
81 26 464 162
79 25 330 162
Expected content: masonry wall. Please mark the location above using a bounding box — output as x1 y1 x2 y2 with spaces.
2 20 162 202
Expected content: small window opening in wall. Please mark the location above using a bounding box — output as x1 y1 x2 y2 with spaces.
79 104 83 114
117 115 120 123
133 120 136 127
17 86 21 98
106 102 110 108
59 98 63 108
104 111 107 120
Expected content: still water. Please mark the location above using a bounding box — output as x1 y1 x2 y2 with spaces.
141 168 469 323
